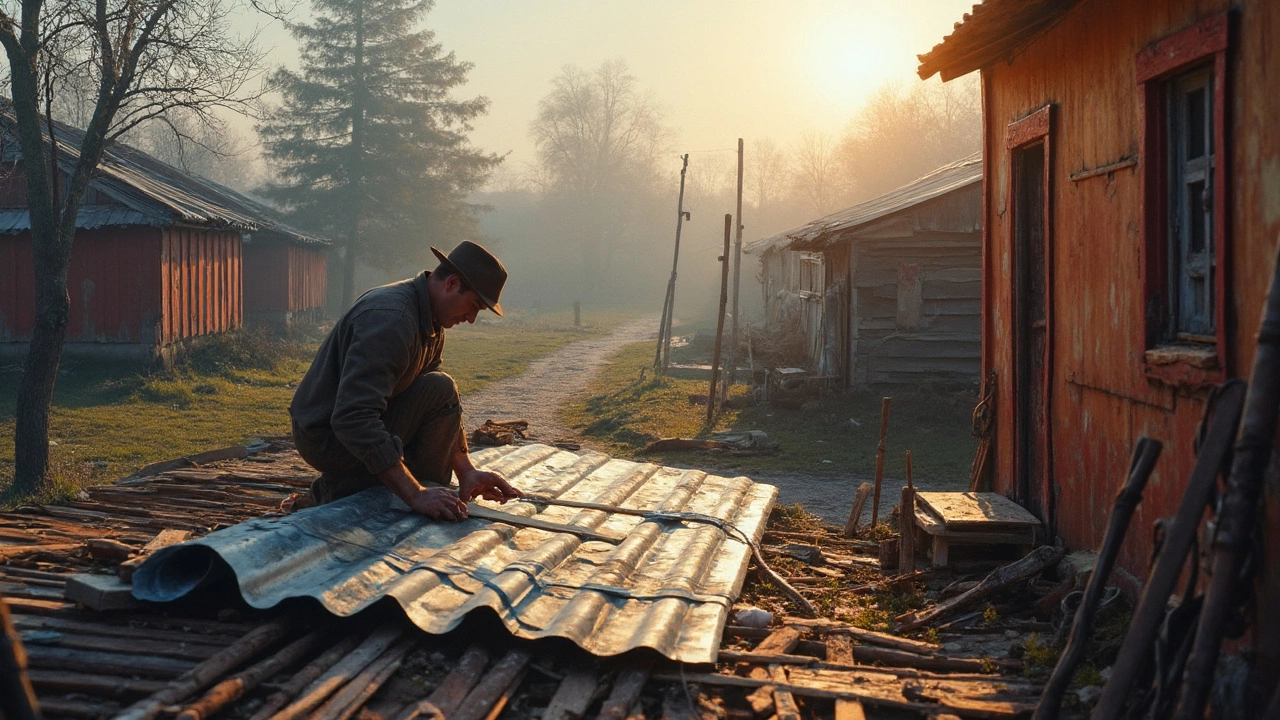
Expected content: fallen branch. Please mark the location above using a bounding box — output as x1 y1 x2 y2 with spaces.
176 629 328 720
247 632 366 720
270 624 408 720
894 545 1066 632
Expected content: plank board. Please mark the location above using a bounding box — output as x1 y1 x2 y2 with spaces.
915 492 1041 529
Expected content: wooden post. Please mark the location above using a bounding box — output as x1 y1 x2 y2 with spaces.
870 397 892 528
707 213 732 425
573 300 580 328
899 451 915 573
842 482 873 539
723 138 745 403
654 154 690 376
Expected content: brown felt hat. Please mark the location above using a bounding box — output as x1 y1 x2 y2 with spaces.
431 241 506 316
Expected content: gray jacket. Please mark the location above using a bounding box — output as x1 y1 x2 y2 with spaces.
290 272 443 474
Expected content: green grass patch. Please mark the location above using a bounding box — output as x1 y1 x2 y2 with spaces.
560 340 978 481
0 309 627 504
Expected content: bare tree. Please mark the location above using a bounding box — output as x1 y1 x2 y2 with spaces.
791 130 842 216
747 137 788 215
835 76 981 202
0 0 266 495
529 59 669 293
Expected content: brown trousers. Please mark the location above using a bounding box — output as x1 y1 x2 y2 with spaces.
293 372 462 504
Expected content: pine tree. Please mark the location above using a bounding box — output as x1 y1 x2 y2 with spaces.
259 0 499 305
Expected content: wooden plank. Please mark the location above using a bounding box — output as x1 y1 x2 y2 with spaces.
425 644 490 715
542 667 600 720
914 506 1035 543
13 615 238 646
825 634 854 665
754 627 803 655
26 645 197 678
452 649 531 720
597 661 651 720
119 529 193 581
834 699 868 720
63 573 139 611
915 492 1041 528
769 665 802 720
21 630 223 662
26 669 168 699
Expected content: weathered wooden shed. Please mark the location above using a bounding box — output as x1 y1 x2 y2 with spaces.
919 0 1280 692
746 154 983 389
0 118 328 361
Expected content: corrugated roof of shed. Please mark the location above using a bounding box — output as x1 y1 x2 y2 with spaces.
916 0 1081 81
745 151 982 256
133 443 778 664
0 110 328 246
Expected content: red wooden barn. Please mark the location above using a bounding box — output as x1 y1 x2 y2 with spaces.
920 0 1279 691
0 118 328 362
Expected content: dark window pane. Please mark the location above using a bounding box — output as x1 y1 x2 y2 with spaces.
1188 180 1206 252
1187 87 1206 158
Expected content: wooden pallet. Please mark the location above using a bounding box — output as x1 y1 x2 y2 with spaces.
912 492 1040 566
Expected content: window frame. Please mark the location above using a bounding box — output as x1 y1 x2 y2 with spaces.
1138 11 1232 387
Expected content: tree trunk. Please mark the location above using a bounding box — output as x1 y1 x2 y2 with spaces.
13 245 70 494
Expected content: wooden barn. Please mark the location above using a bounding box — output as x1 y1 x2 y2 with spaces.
746 153 983 389
0 119 328 362
919 0 1280 697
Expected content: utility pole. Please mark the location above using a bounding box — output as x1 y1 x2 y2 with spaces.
654 154 690 376
707 213 732 425
722 138 745 404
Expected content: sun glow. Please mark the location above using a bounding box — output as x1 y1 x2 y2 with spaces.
803 17 914 111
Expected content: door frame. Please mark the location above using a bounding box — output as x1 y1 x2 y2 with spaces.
1006 104 1055 529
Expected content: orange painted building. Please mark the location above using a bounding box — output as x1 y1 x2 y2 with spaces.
920 0 1280 697
0 120 328 361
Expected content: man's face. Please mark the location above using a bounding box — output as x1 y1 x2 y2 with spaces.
437 275 487 328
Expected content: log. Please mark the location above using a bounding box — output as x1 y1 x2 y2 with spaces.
596 661 651 720
114 619 292 720
452 649 531 720
176 629 329 720
247 632 364 720
310 636 418 720
842 483 873 539
784 618 943 655
894 545 1066 632
542 667 600 720
268 624 407 720
750 542 817 617
424 644 491 716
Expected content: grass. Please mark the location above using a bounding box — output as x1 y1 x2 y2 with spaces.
0 309 626 505
559 339 979 482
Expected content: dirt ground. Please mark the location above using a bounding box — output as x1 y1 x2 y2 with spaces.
461 318 970 525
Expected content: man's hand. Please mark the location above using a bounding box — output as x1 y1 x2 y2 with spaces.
407 486 469 521
458 469 523 503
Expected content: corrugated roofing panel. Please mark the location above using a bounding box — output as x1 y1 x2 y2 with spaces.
0 206 157 233
132 443 778 664
745 152 982 256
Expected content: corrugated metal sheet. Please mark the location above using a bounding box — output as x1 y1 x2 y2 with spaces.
916 0 1081 81
132 443 778 664
744 152 982 256
0 206 153 231
0 111 328 246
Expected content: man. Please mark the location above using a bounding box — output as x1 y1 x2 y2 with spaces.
290 241 522 520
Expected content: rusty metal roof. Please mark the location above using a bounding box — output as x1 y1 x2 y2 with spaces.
745 152 982 256
133 443 777 664
916 0 1081 82
0 110 328 246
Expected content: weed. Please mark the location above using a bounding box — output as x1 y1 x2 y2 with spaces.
140 378 198 408
983 605 1000 624
1023 633 1058 672
922 627 941 644
1074 663 1103 687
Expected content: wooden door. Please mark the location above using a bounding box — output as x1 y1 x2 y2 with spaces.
1013 142 1051 523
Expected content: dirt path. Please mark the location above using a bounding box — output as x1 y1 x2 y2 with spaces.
462 317 657 443
461 316 958 525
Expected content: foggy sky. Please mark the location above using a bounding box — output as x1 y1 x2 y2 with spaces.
242 0 974 172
